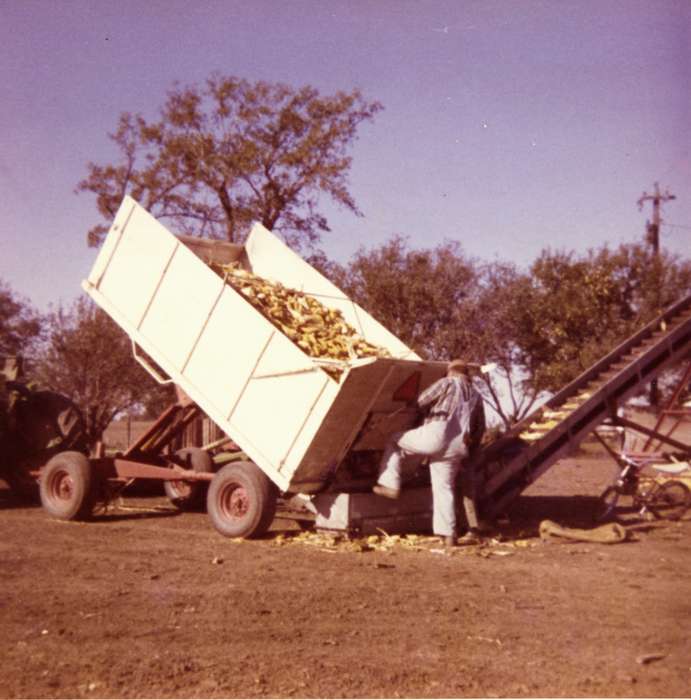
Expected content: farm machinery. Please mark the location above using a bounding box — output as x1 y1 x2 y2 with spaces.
0 355 87 500
39 197 447 536
36 197 691 538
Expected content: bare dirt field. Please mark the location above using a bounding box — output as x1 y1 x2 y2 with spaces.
1 446 690 699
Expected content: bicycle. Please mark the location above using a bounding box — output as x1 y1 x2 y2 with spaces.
597 454 691 522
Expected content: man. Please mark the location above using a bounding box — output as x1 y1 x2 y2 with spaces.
373 359 486 547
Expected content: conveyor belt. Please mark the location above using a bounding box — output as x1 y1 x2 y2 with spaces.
477 292 691 517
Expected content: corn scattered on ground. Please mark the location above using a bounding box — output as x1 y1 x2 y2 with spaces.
210 262 390 378
264 530 538 556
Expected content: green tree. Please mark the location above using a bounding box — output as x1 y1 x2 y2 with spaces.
32 297 171 445
511 243 691 394
340 237 691 427
78 75 382 250
461 263 543 426
343 236 480 360
0 279 41 357
340 237 539 426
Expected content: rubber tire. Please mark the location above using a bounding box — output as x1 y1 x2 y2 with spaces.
40 451 94 521
164 447 214 511
207 461 278 539
596 486 621 522
647 480 690 521
3 392 88 503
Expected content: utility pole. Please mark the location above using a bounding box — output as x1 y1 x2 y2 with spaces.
637 182 676 406
637 182 676 255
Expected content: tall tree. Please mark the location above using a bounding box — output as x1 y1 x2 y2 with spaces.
343 236 480 360
340 238 691 427
32 297 171 445
462 263 543 426
0 279 41 357
340 237 538 425
77 75 382 250
510 243 691 394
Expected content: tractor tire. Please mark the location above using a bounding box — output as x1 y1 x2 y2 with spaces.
207 461 278 539
16 391 88 454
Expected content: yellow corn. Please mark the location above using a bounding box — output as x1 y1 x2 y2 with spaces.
210 261 390 378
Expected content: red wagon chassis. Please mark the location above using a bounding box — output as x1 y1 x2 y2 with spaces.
38 394 237 520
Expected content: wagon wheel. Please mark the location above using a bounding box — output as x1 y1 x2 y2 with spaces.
207 461 278 538
647 480 690 521
3 393 88 503
39 451 95 521
164 447 214 511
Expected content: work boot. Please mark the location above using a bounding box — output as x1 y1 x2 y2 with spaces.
372 484 400 499
457 529 482 546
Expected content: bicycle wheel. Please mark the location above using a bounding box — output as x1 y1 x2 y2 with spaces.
596 486 621 521
647 480 690 521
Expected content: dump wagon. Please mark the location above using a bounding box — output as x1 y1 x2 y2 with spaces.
39 197 447 537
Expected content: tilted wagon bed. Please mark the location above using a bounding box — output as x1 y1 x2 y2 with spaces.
40 197 446 537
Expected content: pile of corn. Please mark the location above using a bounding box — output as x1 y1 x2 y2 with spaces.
210 262 390 377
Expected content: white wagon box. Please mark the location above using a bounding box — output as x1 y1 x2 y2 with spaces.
83 197 446 504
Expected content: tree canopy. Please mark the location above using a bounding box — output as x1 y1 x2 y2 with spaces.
342 236 480 360
341 238 691 427
512 244 691 394
32 298 172 445
78 75 382 250
0 280 41 357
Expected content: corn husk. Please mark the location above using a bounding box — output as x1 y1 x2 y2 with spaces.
210 262 390 379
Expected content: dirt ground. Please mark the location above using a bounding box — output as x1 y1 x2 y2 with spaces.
1 446 690 699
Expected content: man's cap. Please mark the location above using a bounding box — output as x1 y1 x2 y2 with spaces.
448 359 471 374
448 359 499 375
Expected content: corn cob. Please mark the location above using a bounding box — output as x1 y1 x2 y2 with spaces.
209 262 390 379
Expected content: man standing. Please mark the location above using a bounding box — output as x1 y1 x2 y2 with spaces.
372 359 486 547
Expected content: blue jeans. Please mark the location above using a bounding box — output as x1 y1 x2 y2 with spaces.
377 419 469 537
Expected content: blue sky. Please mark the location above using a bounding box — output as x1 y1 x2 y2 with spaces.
1 0 689 312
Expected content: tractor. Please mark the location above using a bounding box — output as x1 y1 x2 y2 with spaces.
0 356 87 500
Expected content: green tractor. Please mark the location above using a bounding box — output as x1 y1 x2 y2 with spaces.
0 356 88 501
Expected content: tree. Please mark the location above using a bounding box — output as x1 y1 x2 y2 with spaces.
77 75 382 250
340 237 540 426
0 279 41 357
340 237 691 428
510 243 691 395
32 297 171 445
460 263 544 426
343 236 480 360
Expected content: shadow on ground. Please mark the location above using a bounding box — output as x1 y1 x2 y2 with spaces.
501 494 605 533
